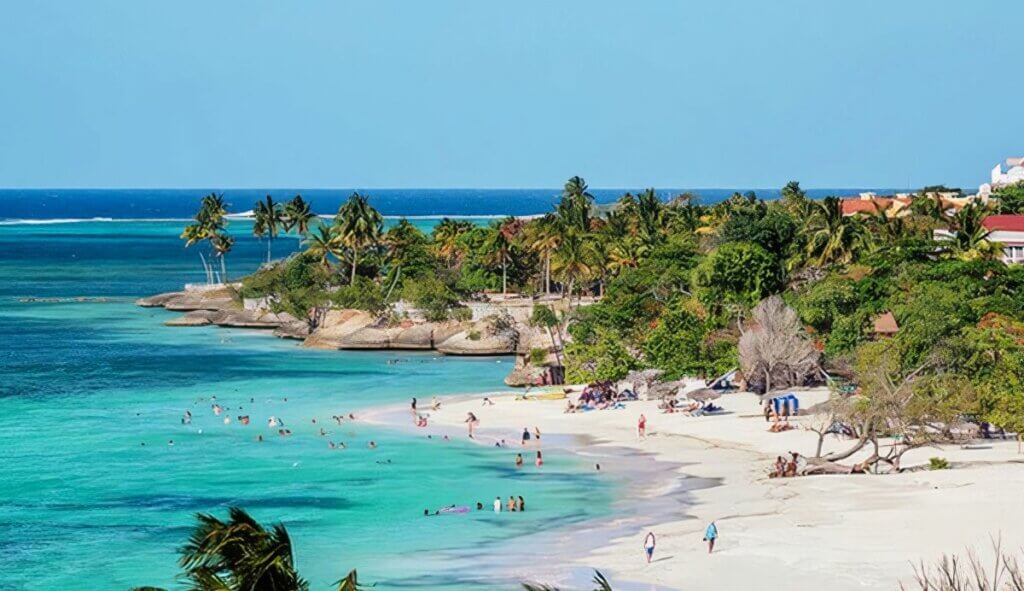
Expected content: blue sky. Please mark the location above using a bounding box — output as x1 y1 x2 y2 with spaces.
0 1 1020 189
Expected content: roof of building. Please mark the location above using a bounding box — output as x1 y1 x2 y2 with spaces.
872 312 899 335
840 196 912 216
982 215 1024 232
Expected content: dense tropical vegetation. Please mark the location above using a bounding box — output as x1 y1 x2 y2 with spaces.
185 179 1024 436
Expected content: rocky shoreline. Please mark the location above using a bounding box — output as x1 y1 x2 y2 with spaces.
137 285 560 384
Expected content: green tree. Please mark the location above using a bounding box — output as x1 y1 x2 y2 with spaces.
283 194 316 245
402 275 462 321
303 223 343 269
993 182 1024 214
334 192 383 284
253 194 284 263
692 242 783 312
431 218 474 267
804 197 864 266
382 219 434 298
643 299 736 379
564 327 640 383
181 193 232 284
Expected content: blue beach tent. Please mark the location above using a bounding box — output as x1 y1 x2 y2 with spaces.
771 394 800 416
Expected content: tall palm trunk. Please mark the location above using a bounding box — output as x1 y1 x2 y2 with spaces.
502 256 507 295
220 255 227 284
199 252 212 284
546 326 563 367
544 253 551 295
266 237 272 264
350 249 358 284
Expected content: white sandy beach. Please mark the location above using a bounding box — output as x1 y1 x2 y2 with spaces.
389 388 1024 590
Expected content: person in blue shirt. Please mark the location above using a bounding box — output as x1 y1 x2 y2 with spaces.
704 521 718 554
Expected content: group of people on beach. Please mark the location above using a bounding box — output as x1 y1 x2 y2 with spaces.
770 451 803 478
565 381 637 412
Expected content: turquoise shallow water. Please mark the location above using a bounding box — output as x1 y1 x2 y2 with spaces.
0 220 614 590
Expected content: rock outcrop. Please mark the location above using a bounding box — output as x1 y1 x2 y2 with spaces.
137 286 238 312
164 310 218 326
140 287 542 365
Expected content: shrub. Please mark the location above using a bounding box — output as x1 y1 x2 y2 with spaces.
330 275 387 315
402 276 463 321
529 348 548 365
928 457 950 470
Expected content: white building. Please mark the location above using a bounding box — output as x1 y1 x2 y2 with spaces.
933 215 1024 265
979 157 1024 197
983 215 1024 264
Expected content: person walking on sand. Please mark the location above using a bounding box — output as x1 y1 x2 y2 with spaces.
493 496 502 513
643 531 656 563
521 427 531 446
637 414 647 440
704 521 718 554
465 412 479 438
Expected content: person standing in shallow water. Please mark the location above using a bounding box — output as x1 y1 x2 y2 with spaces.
493 496 501 513
704 521 718 553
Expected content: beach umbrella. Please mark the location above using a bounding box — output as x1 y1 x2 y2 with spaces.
686 388 722 402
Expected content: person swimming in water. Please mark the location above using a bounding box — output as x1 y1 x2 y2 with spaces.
535 450 543 467
515 453 524 468
517 496 525 512
507 496 517 512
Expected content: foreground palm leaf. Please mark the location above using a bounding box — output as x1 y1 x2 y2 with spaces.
521 570 612 591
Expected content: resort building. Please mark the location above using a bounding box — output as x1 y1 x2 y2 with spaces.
979 157 1024 197
982 215 1024 265
840 193 913 217
839 191 971 218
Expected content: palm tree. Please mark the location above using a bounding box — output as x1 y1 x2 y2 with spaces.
557 176 594 233
944 201 993 258
804 197 863 267
551 230 598 304
210 232 234 283
522 570 613 591
484 217 523 296
635 187 666 247
432 217 473 266
334 192 383 284
131 507 360 591
304 223 343 269
527 214 562 296
181 193 231 284
283 194 316 246
253 194 284 263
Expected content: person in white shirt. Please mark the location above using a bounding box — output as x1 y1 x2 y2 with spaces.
493 496 501 513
